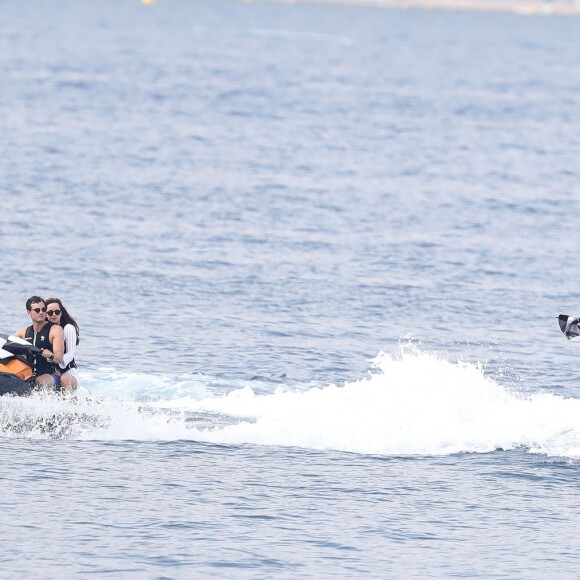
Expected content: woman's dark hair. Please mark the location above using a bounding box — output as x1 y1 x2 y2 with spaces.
45 297 80 345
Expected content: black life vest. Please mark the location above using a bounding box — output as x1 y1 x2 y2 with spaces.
24 322 57 377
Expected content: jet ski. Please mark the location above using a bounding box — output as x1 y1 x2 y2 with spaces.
0 333 39 396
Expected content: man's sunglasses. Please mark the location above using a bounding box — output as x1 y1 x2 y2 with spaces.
31 307 47 313
47 309 61 316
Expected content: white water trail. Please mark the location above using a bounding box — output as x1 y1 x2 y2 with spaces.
2 349 580 458
180 350 580 457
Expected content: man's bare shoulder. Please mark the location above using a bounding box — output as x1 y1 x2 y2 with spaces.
14 327 27 339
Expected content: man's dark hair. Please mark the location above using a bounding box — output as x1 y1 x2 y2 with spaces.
26 296 45 311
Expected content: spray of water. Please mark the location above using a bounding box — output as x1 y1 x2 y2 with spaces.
1 348 579 458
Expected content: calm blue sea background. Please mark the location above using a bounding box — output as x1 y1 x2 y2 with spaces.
1 0 580 577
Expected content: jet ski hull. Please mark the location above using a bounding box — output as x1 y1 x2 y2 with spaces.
0 372 35 396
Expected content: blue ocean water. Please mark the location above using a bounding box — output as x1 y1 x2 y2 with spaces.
1 0 580 576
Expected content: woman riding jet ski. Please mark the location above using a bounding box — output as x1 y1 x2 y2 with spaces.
0 333 41 396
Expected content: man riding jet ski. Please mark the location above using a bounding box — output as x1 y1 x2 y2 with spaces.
1 295 69 396
13 295 65 390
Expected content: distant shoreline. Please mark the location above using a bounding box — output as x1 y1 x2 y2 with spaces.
260 0 580 15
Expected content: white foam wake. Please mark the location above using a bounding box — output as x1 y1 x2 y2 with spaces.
2 349 580 458
175 350 580 458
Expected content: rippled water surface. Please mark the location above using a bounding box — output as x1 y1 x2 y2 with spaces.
1 0 579 576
